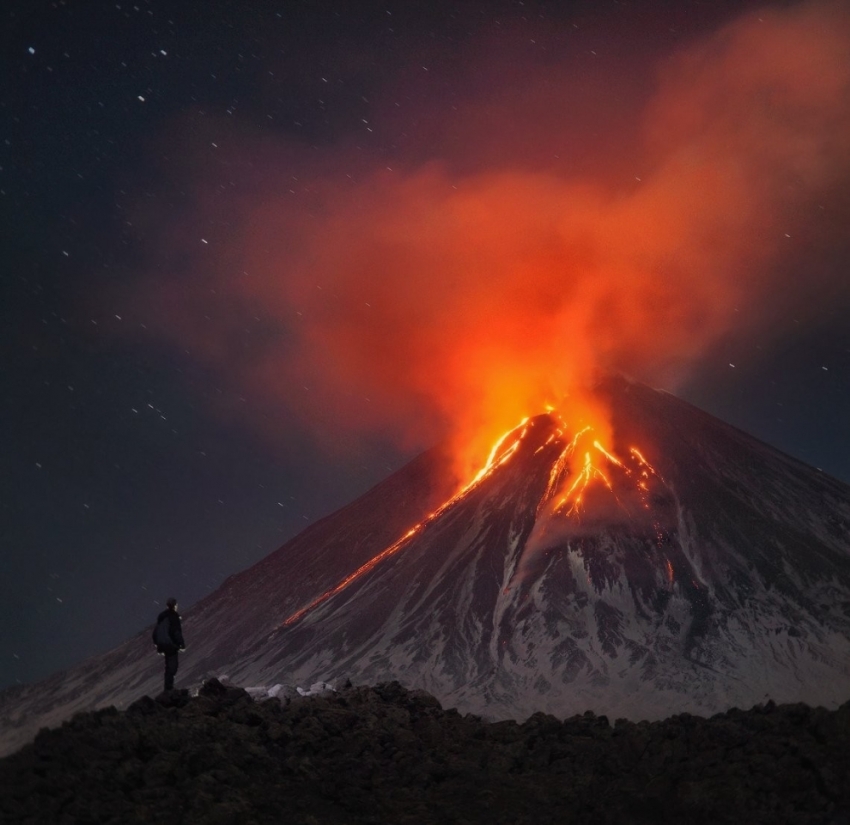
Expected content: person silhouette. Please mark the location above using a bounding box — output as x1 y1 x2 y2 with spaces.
152 597 186 691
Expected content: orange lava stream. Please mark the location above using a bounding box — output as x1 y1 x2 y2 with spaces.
629 447 662 506
281 529 417 628
280 415 667 629
281 420 532 628
543 425 586 501
593 440 624 468
553 449 615 516
544 426 621 517
467 418 529 488
544 425 663 518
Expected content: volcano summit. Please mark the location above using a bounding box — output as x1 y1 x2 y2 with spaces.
2 377 849 756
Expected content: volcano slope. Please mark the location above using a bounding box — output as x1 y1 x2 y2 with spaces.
1 377 849 756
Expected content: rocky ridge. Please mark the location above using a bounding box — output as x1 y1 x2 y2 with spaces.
1 679 849 824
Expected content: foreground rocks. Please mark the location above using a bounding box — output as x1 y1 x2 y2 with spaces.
1 680 849 824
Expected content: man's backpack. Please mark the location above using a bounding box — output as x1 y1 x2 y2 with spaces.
154 615 173 647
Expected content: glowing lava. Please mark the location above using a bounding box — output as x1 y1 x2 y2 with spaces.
553 447 615 516
280 412 665 629
534 416 665 523
281 419 534 628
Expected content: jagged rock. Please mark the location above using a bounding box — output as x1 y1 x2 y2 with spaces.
126 694 162 716
155 688 191 709
1 681 849 824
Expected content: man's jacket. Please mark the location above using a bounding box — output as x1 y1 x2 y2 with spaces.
152 609 185 653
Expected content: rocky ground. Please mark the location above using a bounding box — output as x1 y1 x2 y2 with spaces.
1 679 849 824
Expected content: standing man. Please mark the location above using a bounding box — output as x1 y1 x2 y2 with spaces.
152 597 186 692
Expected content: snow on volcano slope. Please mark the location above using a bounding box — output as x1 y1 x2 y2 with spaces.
234 382 850 722
1 377 849 756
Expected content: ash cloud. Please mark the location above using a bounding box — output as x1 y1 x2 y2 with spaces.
129 0 850 481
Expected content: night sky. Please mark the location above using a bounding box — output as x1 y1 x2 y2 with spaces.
3 0 849 692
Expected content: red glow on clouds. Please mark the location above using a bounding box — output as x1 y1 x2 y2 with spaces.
135 1 850 486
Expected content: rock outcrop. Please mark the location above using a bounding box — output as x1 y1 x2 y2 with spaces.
2 680 849 824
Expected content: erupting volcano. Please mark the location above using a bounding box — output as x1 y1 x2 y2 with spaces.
253 379 850 721
2 376 849 756
280 410 666 631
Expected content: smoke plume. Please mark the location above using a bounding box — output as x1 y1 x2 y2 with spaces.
135 0 850 483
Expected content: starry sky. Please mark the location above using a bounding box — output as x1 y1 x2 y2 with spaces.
2 0 849 692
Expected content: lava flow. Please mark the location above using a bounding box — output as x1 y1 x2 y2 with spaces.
280 419 534 628
279 411 665 630
541 424 662 518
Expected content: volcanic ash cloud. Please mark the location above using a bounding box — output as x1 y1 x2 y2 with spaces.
137 0 850 483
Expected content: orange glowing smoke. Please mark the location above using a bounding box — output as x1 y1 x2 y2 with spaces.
135 1 850 487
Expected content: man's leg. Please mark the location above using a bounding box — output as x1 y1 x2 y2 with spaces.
164 651 179 691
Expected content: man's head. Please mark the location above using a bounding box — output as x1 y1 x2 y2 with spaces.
166 597 178 611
